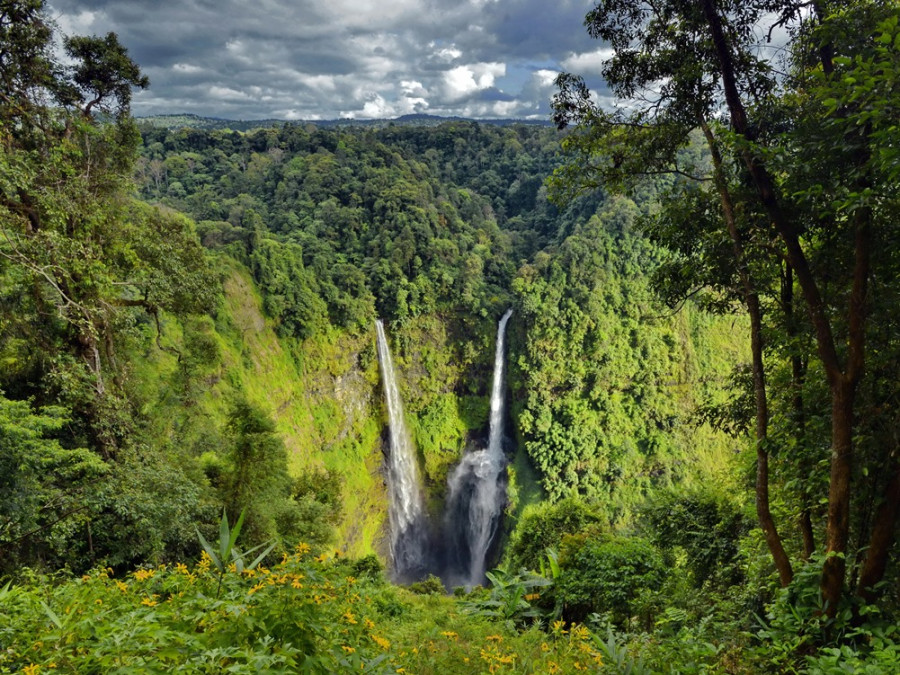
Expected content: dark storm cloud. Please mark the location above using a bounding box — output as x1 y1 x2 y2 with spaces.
48 0 611 120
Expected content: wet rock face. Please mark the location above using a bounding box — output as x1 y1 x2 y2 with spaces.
332 369 371 444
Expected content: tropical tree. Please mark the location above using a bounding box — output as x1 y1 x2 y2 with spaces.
552 0 900 613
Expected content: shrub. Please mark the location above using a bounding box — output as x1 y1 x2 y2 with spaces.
556 534 666 625
505 496 602 571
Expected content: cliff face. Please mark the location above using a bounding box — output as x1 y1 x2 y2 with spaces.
136 261 501 559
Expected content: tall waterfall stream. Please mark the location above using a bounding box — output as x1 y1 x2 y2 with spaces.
444 308 513 587
375 319 429 582
375 311 513 587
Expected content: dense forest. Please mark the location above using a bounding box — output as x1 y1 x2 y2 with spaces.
2 0 899 673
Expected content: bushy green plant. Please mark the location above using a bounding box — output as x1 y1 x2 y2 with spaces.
642 487 748 589
807 625 900 675
556 534 666 625
505 496 602 571
462 566 552 630
408 574 446 595
195 508 275 597
751 554 900 672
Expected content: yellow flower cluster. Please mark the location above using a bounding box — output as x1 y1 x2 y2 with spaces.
479 644 516 673
132 569 155 582
370 634 391 651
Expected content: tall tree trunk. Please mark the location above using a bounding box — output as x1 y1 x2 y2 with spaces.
857 456 900 602
701 121 792 585
783 264 815 560
700 0 872 613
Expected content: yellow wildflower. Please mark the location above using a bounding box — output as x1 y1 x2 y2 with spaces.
314 553 329 563
345 575 357 585
248 582 265 595
23 665 40 675
370 634 391 650
441 630 458 641
343 611 357 625
291 578 303 589
364 618 376 630
341 645 356 654
141 597 157 607
570 624 590 641
486 634 503 642
198 551 212 571
551 620 567 635
541 642 550 652
115 580 128 592
175 563 189 575
295 542 311 555
133 569 155 581
94 598 102 605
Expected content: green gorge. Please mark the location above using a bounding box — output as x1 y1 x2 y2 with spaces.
2 1 900 672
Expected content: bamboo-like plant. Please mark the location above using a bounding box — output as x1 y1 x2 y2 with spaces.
195 509 275 598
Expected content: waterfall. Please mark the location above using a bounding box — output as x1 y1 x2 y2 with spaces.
375 320 429 581
445 308 513 587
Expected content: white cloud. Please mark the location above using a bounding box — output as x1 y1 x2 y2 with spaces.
433 45 463 62
54 8 99 35
533 69 559 87
400 80 427 96
361 94 392 118
443 62 506 100
561 47 615 74
209 85 252 101
173 63 204 74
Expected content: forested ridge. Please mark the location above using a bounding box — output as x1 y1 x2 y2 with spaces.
2 0 900 672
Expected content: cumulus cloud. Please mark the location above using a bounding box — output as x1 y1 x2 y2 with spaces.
48 0 609 119
561 48 615 75
442 62 505 101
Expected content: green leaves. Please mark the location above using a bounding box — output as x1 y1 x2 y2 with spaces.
195 509 276 592
463 566 553 630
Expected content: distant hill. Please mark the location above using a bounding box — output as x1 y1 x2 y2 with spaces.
135 112 552 131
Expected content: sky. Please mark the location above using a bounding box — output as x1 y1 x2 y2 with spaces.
48 0 614 121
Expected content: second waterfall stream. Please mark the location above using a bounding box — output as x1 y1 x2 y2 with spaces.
445 308 514 587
